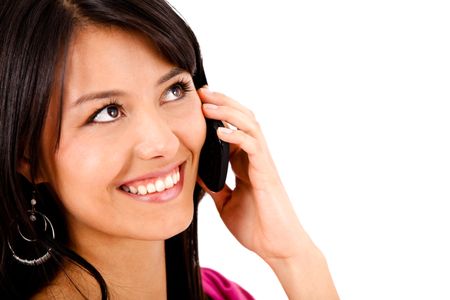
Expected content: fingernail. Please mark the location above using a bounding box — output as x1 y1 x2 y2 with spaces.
218 127 234 134
203 103 218 110
201 86 213 95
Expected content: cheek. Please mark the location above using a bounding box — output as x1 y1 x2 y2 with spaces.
171 102 207 159
50 135 126 232
53 133 124 195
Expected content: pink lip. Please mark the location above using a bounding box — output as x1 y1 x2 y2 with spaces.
117 162 186 203
118 160 186 187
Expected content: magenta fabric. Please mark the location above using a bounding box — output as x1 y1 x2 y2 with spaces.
201 267 255 300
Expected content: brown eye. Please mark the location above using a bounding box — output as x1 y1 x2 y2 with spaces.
171 85 184 98
92 104 122 123
163 80 192 103
107 106 119 118
164 84 185 102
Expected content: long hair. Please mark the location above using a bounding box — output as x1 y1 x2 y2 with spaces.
0 1 208 299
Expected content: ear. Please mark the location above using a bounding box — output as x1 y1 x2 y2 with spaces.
17 157 45 184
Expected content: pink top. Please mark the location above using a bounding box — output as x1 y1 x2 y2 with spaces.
201 268 255 300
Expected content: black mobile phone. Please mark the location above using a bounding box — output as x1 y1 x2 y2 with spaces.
198 118 229 192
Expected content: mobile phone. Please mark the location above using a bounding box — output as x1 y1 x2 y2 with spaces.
198 118 229 192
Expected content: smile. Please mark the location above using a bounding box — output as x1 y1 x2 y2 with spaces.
118 162 185 202
120 167 180 195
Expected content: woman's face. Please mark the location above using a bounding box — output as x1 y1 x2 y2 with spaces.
39 26 206 244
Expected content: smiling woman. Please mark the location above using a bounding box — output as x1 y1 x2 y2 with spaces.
39 25 204 252
0 1 338 299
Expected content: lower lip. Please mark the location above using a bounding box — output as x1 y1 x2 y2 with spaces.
118 163 185 203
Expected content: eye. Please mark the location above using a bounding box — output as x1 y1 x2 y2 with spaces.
91 104 123 123
163 80 192 102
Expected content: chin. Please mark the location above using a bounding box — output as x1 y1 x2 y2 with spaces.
139 200 195 241
166 215 194 239
166 205 195 239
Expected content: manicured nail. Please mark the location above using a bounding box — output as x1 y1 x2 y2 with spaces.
218 127 234 134
203 103 218 110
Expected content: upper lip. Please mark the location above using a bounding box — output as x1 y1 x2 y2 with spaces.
117 160 185 187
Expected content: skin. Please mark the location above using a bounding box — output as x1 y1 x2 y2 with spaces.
23 25 339 299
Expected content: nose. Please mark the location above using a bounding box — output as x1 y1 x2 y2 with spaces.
133 113 179 160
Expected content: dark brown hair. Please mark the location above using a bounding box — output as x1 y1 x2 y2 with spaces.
0 0 207 299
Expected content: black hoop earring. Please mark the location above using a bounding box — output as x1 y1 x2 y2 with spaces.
7 192 56 266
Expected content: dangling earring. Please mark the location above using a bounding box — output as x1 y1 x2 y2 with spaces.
7 191 56 266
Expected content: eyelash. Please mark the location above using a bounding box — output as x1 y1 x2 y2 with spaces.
166 79 193 99
87 99 124 125
86 79 193 125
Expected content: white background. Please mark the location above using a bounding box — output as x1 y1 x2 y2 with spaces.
169 1 450 299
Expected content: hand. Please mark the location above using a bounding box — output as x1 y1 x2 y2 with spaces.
197 87 308 262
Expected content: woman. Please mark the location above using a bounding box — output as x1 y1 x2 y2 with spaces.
0 0 339 299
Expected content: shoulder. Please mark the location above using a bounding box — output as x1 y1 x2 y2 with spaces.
201 267 255 300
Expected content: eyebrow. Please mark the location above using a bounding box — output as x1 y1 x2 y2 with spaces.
157 67 185 85
72 90 124 107
72 67 187 107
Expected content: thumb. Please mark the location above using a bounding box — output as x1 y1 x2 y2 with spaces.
197 176 232 213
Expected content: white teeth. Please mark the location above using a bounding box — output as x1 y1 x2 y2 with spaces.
122 167 181 195
172 169 180 184
129 186 138 194
164 175 174 188
155 179 165 192
172 173 177 184
147 182 156 193
137 185 147 195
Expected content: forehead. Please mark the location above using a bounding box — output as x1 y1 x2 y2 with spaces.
63 25 173 102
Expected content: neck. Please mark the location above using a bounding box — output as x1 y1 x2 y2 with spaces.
78 238 167 300
54 230 167 300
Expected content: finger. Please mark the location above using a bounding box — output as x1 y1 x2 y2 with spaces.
202 103 261 137
198 87 255 119
196 176 232 212
216 127 260 157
